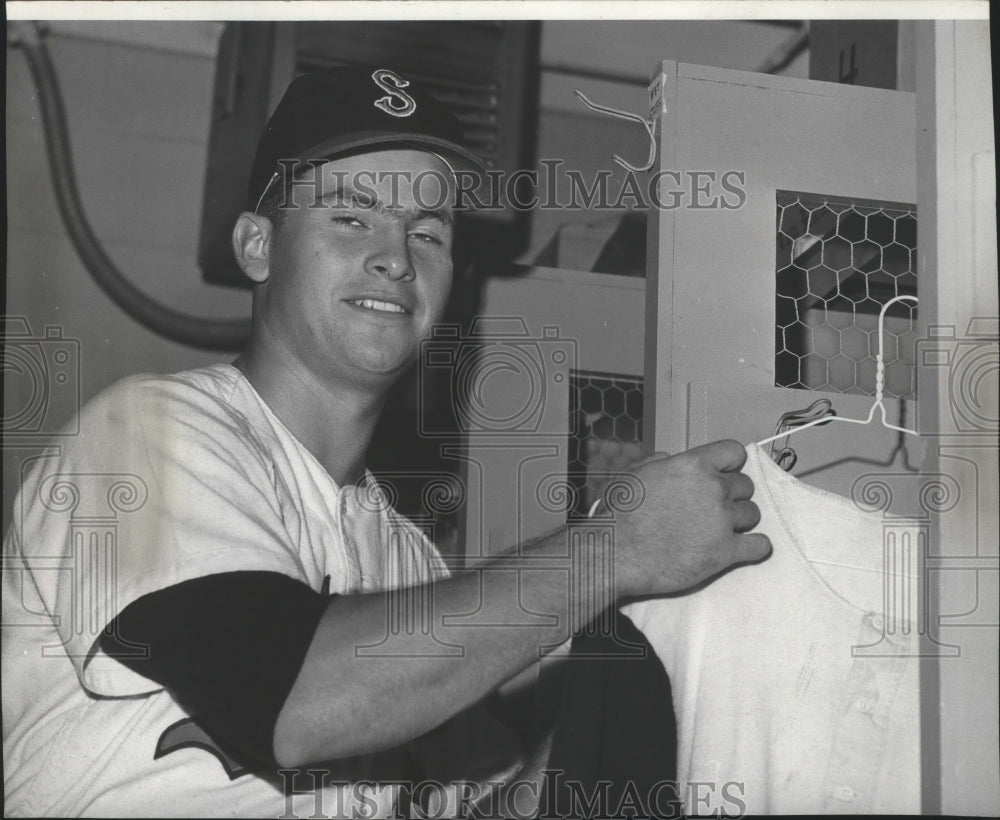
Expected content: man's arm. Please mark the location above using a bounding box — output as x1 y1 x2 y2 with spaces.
274 440 771 767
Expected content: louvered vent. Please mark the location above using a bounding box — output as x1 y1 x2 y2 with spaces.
295 21 536 174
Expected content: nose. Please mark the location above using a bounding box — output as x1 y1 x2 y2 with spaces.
364 224 415 282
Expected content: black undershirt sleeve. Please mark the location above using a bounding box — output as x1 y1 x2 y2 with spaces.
99 571 330 770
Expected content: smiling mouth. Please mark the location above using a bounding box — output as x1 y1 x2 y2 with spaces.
347 298 408 314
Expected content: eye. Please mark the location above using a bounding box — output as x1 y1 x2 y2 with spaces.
408 219 453 248
331 215 366 228
408 229 444 245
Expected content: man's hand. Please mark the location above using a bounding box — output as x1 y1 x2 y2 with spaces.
606 440 771 599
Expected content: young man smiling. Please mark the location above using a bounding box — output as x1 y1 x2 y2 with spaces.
234 149 458 484
3 66 771 817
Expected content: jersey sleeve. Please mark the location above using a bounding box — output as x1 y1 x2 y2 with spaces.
12 375 304 699
100 570 331 769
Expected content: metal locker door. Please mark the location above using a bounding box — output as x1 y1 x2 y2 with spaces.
644 61 920 509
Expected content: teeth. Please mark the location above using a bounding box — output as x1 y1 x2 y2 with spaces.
351 299 405 313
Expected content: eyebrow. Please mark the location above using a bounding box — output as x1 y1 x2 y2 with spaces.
319 186 454 226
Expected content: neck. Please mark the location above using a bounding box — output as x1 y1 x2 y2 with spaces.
234 331 389 487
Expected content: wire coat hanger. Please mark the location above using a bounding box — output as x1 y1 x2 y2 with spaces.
768 398 836 470
757 295 920 447
588 294 918 514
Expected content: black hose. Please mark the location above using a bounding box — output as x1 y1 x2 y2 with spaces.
10 22 252 351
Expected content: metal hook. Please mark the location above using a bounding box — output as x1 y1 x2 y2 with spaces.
574 90 658 173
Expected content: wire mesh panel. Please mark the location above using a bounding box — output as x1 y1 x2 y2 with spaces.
775 192 918 398
567 371 643 520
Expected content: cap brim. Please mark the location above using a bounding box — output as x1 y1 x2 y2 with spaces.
299 131 488 176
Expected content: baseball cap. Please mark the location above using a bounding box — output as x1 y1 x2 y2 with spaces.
247 65 487 211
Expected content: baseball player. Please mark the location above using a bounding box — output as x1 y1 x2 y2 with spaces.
2 66 771 817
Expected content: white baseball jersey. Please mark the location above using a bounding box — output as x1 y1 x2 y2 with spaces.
3 363 451 817
622 443 922 815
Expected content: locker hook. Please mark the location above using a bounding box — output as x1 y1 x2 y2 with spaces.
574 90 658 173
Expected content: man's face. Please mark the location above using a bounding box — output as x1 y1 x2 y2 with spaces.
257 148 456 389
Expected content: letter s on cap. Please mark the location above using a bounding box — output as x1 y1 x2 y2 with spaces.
372 69 417 118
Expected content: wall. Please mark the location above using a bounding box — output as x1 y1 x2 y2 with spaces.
4 22 252 528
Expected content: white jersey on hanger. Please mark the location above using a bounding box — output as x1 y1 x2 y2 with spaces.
622 443 922 815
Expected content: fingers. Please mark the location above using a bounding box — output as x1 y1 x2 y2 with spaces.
732 498 762 532
694 439 748 472
726 471 755 501
625 450 672 471
732 532 773 564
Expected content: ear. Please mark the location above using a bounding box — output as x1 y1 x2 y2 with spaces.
232 212 274 284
